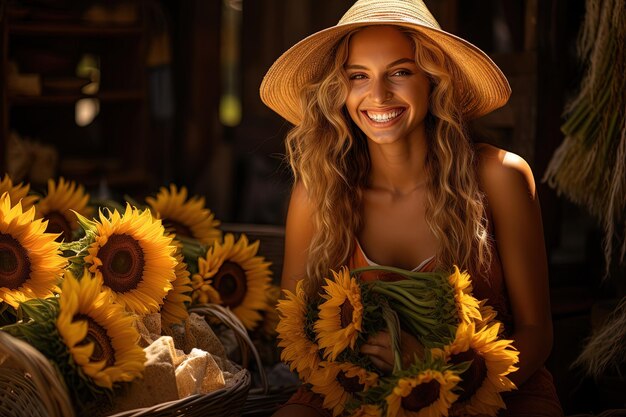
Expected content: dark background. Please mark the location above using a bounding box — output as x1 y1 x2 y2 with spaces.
1 0 624 413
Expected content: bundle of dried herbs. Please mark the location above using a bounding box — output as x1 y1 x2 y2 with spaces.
543 0 626 274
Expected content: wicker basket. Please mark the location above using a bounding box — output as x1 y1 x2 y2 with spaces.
0 331 75 417
0 304 255 417
188 304 299 417
106 369 250 417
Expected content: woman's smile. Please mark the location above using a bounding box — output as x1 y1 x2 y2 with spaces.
363 108 406 124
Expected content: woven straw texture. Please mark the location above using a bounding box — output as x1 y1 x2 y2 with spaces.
260 0 510 125
0 330 75 417
0 304 256 417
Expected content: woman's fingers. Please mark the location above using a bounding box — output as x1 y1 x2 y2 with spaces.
361 330 427 372
360 342 393 373
365 355 389 372
359 343 387 357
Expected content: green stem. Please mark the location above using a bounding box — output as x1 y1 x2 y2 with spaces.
371 285 433 316
393 305 430 337
391 303 439 326
382 305 403 374
392 305 439 335
351 265 442 282
375 282 438 308
402 318 426 340
377 279 431 288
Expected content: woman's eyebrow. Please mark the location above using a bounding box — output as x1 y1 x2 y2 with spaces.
344 58 415 70
386 58 415 67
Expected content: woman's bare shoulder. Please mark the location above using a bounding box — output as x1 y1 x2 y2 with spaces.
287 181 316 223
282 181 315 291
474 142 537 202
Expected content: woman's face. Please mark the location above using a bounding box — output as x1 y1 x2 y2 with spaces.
344 26 431 146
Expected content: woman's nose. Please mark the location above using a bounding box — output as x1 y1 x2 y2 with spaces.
370 78 392 103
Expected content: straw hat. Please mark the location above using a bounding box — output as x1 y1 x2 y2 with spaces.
260 0 510 125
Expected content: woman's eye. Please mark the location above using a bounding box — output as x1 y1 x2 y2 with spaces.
392 69 411 77
349 73 366 80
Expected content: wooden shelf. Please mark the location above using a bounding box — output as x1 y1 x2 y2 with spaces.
9 91 145 105
8 22 142 37
1 1 155 195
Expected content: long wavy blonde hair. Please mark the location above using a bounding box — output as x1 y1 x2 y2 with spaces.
285 26 492 296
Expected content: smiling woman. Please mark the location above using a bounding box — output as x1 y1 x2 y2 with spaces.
261 0 563 416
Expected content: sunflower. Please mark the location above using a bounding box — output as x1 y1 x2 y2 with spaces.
191 233 272 330
35 177 93 242
161 250 193 327
276 280 321 380
431 322 518 416
83 205 177 315
56 269 145 388
0 174 38 210
145 184 222 246
315 267 364 361
309 361 379 417
0 193 66 308
385 369 460 417
474 299 499 331
447 266 481 324
190 265 221 305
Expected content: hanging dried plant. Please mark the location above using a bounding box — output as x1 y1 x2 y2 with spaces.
573 297 626 378
543 0 626 274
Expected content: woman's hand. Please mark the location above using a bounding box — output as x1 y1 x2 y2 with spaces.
360 329 424 373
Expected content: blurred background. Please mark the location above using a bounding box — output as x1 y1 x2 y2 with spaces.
1 0 624 413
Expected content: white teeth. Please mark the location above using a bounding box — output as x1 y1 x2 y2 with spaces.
366 109 402 122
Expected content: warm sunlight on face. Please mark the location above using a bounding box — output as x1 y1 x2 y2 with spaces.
345 26 431 146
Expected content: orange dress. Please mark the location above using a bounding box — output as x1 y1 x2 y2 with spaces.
286 242 564 416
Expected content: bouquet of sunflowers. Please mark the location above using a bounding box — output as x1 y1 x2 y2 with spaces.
0 175 277 415
276 265 519 417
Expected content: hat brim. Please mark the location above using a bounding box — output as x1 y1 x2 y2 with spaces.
260 21 510 125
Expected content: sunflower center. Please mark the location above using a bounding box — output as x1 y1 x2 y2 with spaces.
75 314 116 367
450 348 487 402
44 211 73 242
401 379 441 411
337 370 364 393
305 304 318 343
213 261 247 308
164 220 193 240
98 234 145 293
0 233 31 290
340 299 354 328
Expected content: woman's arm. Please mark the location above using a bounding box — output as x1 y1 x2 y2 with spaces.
281 181 316 293
477 143 553 387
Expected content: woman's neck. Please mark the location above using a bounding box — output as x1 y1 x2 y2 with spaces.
366 133 429 196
